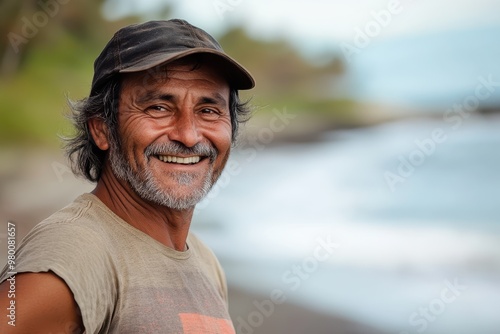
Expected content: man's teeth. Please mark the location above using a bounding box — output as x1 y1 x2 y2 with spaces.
157 155 201 164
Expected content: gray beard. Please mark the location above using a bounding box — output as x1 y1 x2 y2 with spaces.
108 135 217 210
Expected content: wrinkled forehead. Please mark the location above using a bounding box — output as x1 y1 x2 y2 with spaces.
118 58 231 106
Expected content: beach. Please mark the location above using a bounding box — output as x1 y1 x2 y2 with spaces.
228 286 387 334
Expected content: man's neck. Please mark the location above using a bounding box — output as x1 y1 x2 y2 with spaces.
92 169 193 251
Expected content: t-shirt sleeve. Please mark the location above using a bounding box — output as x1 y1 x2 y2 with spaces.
0 221 116 334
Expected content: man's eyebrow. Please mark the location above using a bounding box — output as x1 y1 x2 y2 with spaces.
199 93 228 107
136 91 174 104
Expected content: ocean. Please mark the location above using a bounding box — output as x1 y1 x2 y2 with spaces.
192 114 500 333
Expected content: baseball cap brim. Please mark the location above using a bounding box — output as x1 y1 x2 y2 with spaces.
118 48 255 90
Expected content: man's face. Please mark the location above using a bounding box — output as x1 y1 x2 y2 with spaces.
107 61 232 210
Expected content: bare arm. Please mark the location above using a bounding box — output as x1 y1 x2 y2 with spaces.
0 272 84 333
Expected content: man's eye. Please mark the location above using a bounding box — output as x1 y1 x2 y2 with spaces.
201 108 217 114
146 105 172 118
199 108 221 120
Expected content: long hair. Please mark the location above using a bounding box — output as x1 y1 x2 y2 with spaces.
64 75 251 182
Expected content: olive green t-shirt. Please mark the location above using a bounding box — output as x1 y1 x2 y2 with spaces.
0 194 235 334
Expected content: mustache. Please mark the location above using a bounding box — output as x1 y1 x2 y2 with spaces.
144 142 218 162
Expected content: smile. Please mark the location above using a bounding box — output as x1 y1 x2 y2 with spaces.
156 155 201 165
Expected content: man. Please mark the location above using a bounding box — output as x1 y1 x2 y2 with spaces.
0 19 254 333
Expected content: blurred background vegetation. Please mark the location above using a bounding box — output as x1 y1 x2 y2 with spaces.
1 1 144 146
0 0 368 148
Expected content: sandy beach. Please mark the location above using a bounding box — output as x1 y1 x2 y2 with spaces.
228 286 387 334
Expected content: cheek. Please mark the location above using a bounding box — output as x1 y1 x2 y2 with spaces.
117 116 158 163
211 123 232 155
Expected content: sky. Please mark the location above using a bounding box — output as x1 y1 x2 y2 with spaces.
102 0 500 46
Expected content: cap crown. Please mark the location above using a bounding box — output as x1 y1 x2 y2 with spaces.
91 19 254 95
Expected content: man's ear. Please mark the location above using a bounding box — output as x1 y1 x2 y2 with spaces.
88 118 110 150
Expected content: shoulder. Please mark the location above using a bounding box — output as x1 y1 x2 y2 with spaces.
1 194 118 283
187 233 229 301
38 193 117 233
187 233 220 265
187 232 211 252
0 272 84 333
22 193 117 248
0 194 119 333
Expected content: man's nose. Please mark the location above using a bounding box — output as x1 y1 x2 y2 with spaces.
168 112 202 148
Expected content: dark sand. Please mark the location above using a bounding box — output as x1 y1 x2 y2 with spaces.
228 286 388 334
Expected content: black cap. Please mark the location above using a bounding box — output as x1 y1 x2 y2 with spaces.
90 19 255 95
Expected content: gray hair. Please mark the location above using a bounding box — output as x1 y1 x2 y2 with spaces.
65 75 251 182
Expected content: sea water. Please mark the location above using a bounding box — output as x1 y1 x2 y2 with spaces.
192 115 500 333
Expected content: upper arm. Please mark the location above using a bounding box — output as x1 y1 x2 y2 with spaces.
0 272 84 333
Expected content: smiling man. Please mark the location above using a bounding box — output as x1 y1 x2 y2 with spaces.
0 19 254 333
